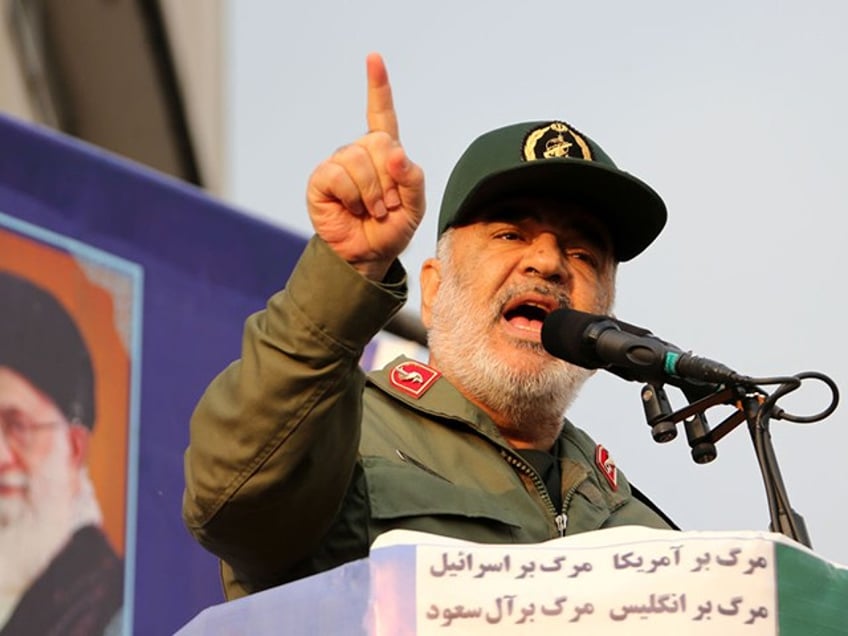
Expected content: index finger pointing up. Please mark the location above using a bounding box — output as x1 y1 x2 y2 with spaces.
366 52 400 140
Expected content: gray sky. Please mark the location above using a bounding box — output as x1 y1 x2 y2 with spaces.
226 1 848 565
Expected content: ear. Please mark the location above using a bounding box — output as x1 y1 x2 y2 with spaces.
419 257 442 329
66 423 90 469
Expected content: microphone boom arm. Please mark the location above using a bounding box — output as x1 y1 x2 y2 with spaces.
640 374 837 549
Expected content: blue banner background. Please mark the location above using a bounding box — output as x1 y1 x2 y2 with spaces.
0 115 307 635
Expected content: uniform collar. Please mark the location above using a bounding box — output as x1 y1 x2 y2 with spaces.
367 355 506 444
367 356 629 510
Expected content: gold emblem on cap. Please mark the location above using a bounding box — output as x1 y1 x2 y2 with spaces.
522 122 592 162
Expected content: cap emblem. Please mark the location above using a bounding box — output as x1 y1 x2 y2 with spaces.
594 444 618 491
522 121 593 162
389 361 441 399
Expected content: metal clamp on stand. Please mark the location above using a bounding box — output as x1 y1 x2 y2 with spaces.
640 371 839 548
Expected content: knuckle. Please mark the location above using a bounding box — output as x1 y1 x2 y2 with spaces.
367 130 394 146
310 160 351 195
336 143 369 163
326 165 351 191
362 181 385 206
358 131 395 157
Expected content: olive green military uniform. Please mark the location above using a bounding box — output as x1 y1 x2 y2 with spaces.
183 236 671 601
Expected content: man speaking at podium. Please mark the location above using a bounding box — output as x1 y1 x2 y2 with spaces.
183 54 674 601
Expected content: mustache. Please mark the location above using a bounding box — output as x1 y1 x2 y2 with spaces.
494 283 571 318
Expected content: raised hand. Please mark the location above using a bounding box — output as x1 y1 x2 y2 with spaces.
306 53 426 281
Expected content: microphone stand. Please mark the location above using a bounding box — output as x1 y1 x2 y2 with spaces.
639 376 832 548
740 393 811 546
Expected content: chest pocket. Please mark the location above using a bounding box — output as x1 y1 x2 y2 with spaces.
362 456 523 542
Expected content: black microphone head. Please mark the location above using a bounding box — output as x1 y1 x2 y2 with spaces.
541 307 608 369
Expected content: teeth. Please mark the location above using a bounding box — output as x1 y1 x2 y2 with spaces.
511 300 551 312
0 473 27 489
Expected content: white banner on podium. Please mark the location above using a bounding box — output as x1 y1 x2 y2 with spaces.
374 527 775 634
178 526 848 635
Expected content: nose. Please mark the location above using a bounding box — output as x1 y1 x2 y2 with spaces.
521 233 568 283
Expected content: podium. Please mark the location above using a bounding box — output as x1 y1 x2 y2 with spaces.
176 527 847 635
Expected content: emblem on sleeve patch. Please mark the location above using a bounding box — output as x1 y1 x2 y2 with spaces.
522 121 593 162
389 361 441 399
595 444 618 491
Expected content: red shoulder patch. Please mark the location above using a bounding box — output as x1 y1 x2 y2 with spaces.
595 444 618 491
388 361 441 399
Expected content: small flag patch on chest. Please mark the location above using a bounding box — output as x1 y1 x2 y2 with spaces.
595 444 618 491
388 361 440 399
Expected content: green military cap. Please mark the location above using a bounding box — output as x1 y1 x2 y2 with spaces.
437 120 667 262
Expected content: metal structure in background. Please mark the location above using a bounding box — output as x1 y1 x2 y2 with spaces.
5 0 430 342
7 0 201 185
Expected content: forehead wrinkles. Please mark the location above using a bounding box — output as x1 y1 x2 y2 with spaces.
0 368 61 419
437 224 617 313
474 198 613 253
439 221 615 275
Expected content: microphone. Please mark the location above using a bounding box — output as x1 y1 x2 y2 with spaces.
541 308 749 387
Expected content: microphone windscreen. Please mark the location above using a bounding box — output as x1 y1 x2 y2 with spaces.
541 308 603 368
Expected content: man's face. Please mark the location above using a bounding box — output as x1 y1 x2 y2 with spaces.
424 197 615 363
421 197 616 445
0 366 85 530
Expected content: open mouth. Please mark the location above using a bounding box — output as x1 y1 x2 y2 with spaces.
0 478 27 496
501 295 558 334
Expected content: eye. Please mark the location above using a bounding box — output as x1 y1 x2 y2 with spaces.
495 230 524 241
1 411 28 437
566 248 600 268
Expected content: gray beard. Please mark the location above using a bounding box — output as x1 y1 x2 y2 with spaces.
0 467 102 628
427 271 595 445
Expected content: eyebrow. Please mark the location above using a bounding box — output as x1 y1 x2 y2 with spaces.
481 206 612 253
562 219 612 254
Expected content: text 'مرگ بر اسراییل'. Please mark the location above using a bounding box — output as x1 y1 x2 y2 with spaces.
417 539 774 631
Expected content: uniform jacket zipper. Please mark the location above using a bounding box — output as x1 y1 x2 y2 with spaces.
559 481 583 535
501 450 567 537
